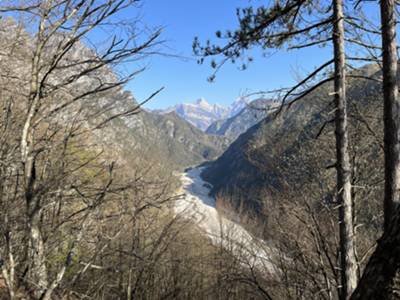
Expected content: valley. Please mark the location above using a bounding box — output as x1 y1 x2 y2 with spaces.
175 167 276 274
0 1 397 299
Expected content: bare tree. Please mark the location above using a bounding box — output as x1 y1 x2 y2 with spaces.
350 0 400 298
0 1 163 298
332 0 358 297
380 0 400 231
193 1 368 297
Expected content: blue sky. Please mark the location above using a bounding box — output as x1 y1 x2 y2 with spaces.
113 0 380 109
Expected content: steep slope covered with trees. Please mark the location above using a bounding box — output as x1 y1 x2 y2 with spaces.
202 66 385 298
0 5 248 300
95 90 230 171
203 66 382 219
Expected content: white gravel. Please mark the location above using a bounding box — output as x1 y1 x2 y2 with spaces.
174 166 276 274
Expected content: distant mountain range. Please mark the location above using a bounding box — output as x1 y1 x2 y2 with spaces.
155 97 249 131
95 91 230 171
206 98 279 140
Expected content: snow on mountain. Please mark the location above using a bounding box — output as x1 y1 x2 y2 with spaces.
155 98 229 131
228 96 249 118
206 98 279 140
155 97 254 131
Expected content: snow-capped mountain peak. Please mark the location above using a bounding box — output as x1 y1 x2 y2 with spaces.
155 97 252 131
195 97 211 107
228 96 249 117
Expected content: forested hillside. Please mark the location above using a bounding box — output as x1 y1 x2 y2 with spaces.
201 65 384 298
203 66 382 218
194 0 400 298
0 3 268 300
2 1 400 300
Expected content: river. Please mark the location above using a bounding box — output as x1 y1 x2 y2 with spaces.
174 166 276 274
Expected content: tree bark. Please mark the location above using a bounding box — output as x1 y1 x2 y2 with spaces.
350 212 400 299
22 15 49 295
332 0 359 298
381 0 400 231
350 0 400 298
28 213 48 297
1 237 16 300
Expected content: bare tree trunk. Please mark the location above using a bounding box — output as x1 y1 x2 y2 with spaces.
332 0 358 298
127 269 132 300
1 233 16 300
17 10 48 295
350 1 400 298
381 0 400 231
28 213 48 296
350 217 400 300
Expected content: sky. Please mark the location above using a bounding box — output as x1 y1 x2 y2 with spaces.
104 0 380 110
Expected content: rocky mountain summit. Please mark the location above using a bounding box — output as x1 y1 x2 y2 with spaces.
206 98 279 140
91 90 230 171
156 97 249 131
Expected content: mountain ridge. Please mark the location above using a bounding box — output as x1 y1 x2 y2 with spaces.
206 98 279 140
154 97 249 131
201 65 384 219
